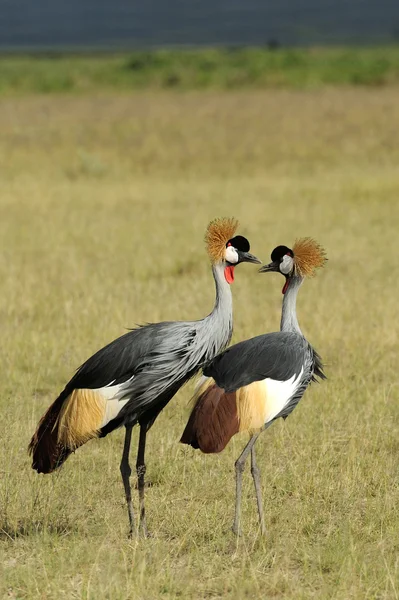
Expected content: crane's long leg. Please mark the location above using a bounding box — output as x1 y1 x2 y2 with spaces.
136 424 148 537
250 443 266 535
232 432 260 536
120 424 135 536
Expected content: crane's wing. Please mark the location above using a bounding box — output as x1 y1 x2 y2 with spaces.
64 320 197 397
203 331 308 392
181 332 321 454
29 321 201 473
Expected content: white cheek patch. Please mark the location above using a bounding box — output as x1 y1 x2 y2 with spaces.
280 254 294 275
225 245 239 264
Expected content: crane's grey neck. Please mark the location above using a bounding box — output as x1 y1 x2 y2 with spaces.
210 262 233 321
200 262 233 358
281 276 303 335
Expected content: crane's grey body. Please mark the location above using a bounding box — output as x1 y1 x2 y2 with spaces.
201 274 325 535
204 277 324 428
66 263 233 434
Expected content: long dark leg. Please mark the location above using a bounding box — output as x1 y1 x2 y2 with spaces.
136 424 148 536
251 444 265 535
232 433 260 536
120 424 135 536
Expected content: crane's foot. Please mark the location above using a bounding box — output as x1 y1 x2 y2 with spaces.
127 521 152 539
127 527 150 539
140 528 153 539
232 523 243 537
139 520 150 538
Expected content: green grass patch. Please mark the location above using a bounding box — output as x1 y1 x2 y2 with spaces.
1 46 399 94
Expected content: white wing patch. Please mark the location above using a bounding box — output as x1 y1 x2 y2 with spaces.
263 368 303 424
92 375 135 428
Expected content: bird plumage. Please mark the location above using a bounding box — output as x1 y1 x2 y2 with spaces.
29 266 234 472
181 316 325 455
204 331 310 390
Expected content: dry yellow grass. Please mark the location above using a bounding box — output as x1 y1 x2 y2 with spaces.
0 88 398 599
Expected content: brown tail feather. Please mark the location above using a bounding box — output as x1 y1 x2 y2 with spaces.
28 393 73 473
28 387 106 474
180 383 239 453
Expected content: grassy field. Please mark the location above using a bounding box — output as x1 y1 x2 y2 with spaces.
0 86 399 599
1 46 399 94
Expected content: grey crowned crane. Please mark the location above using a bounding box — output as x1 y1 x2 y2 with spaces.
181 238 327 535
29 218 260 536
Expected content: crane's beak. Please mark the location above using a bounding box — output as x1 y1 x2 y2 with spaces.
237 251 261 265
259 260 279 273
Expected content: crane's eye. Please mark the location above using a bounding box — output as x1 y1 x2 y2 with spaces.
280 254 294 275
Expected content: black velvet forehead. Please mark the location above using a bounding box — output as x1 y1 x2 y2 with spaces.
271 245 293 261
227 235 250 252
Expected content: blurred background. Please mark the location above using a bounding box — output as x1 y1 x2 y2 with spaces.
1 2 399 599
2 0 399 49
0 0 399 92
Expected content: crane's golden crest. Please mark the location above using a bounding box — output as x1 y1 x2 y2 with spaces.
292 238 327 277
205 217 239 263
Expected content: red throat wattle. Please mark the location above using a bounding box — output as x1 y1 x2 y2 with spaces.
224 266 235 284
282 279 289 294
